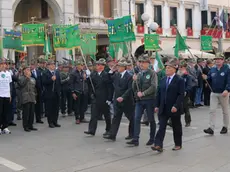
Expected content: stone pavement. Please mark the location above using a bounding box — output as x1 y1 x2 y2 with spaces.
0 106 230 172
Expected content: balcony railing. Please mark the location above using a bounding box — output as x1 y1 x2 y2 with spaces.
74 15 110 30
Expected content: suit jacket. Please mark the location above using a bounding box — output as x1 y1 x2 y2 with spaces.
90 70 113 105
111 71 134 107
42 70 61 99
156 74 185 116
69 69 88 94
31 69 43 93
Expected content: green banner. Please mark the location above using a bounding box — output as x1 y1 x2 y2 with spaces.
107 15 136 43
21 24 45 46
80 33 97 55
144 34 161 51
53 24 80 50
201 35 213 51
3 29 24 52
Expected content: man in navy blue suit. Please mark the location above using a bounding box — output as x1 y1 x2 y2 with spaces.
151 58 185 152
42 60 61 128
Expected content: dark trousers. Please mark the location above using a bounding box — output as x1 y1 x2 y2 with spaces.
73 93 88 120
45 93 60 125
0 97 10 129
155 113 182 148
203 86 211 106
22 102 35 129
110 104 134 138
88 102 111 134
9 96 16 122
133 99 156 141
35 91 42 122
61 89 72 114
184 95 191 124
190 86 197 106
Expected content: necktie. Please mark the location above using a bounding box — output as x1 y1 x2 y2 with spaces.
52 71 54 75
166 77 171 90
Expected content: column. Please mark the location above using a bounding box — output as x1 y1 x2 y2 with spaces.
178 2 185 36
90 0 100 24
63 0 75 24
193 4 201 38
74 0 79 22
100 0 104 18
162 1 170 36
0 0 14 61
113 0 121 18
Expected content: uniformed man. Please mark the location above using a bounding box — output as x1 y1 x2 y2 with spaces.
60 62 71 117
127 55 158 146
69 60 89 124
104 59 134 141
42 59 61 128
204 53 230 135
84 58 113 136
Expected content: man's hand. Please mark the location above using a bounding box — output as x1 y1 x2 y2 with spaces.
222 90 229 97
202 74 207 80
137 91 143 98
133 74 137 81
52 76 56 81
117 97 124 103
72 93 77 100
155 107 159 113
171 106 177 113
83 73 87 80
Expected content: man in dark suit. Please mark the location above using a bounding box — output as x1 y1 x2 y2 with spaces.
151 58 185 152
31 61 44 124
202 60 213 106
84 58 113 136
42 60 61 128
104 59 134 141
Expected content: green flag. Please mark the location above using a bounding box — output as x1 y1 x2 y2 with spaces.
123 15 136 42
3 29 24 52
174 29 187 58
21 24 45 46
155 51 164 70
200 35 212 51
0 38 3 58
144 34 161 51
108 44 115 59
43 34 52 59
80 33 97 55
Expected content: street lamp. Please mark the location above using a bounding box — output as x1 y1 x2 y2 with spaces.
141 13 159 33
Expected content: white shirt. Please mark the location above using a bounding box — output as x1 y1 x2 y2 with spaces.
120 70 126 78
0 71 12 98
167 73 175 85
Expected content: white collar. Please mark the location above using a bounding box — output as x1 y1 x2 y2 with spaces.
120 70 126 78
167 73 175 79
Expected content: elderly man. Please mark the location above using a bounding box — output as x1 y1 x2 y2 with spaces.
151 58 185 152
204 53 230 135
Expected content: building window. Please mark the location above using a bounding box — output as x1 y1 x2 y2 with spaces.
185 9 192 28
154 5 162 27
135 3 144 26
170 7 177 27
41 0 48 19
201 11 208 28
79 0 89 16
211 11 217 26
104 0 112 18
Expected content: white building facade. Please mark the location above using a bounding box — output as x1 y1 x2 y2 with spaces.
1 0 230 60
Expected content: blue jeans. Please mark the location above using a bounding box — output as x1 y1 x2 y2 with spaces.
133 99 156 141
195 87 203 105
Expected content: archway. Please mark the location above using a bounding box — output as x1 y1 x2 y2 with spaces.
13 0 63 62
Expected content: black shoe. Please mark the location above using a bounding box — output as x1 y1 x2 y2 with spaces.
103 135 116 141
220 127 228 134
151 146 163 153
24 128 31 132
185 123 191 127
126 139 139 146
36 120 44 124
29 127 38 131
103 131 110 136
49 124 55 128
146 140 154 146
84 131 95 136
9 122 17 126
54 123 61 127
141 121 149 126
204 128 214 135
80 119 89 123
125 135 132 140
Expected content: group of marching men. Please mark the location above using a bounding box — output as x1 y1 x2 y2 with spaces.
0 52 230 152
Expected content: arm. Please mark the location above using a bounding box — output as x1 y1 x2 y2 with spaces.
185 76 192 93
121 76 133 100
155 83 161 108
173 78 185 110
225 68 230 92
142 72 158 97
